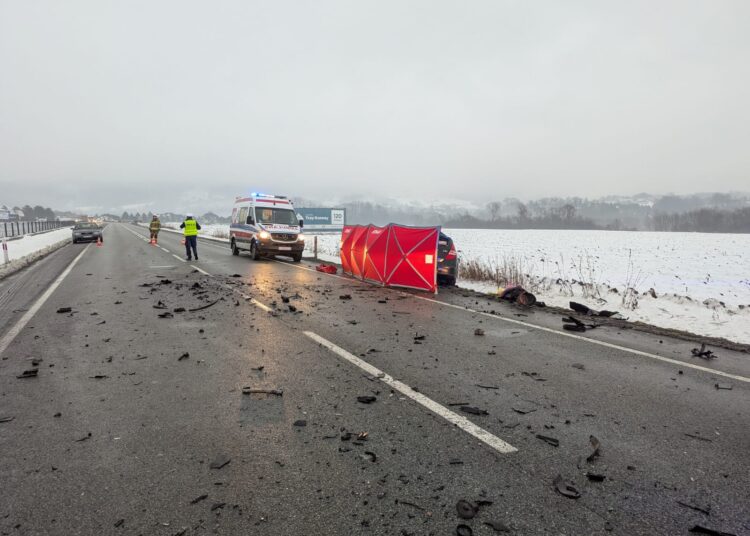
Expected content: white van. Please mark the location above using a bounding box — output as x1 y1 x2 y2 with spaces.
229 193 305 262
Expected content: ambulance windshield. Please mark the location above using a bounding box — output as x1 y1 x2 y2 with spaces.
255 208 298 226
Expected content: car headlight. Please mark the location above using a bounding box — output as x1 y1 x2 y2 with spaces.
258 230 270 240
297 234 305 242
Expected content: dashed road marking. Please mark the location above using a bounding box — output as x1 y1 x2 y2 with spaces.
0 245 90 357
304 331 518 454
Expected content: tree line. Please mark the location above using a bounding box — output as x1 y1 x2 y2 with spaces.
651 207 750 233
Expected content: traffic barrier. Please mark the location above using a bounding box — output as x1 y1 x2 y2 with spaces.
340 224 440 293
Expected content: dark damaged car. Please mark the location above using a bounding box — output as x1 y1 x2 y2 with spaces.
437 232 458 286
72 222 103 243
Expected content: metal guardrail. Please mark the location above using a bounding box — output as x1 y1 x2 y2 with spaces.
0 220 75 239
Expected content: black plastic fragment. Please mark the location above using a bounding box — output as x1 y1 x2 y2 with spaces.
553 474 581 499
456 524 473 536
586 473 606 482
357 396 377 404
293 419 307 427
460 406 489 416
536 434 560 447
17 369 38 379
190 494 208 504
456 499 477 520
178 352 190 361
56 307 72 313
689 525 736 535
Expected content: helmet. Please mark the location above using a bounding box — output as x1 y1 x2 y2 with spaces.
186 213 194 218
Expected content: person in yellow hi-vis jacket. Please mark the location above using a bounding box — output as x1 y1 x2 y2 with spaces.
179 214 201 260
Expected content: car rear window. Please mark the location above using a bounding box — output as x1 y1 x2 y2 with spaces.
75 223 98 229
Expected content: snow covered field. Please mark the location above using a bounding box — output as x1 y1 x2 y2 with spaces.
167 224 750 343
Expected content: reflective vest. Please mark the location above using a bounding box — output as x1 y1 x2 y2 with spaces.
183 219 198 236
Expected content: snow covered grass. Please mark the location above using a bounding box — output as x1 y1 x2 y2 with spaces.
302 229 750 344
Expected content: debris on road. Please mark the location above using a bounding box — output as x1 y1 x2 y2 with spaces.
293 419 307 427
89 375 109 379
178 352 189 361
536 434 560 447
456 499 477 519
715 383 732 390
456 524 473 536
484 520 511 533
56 307 72 313
562 316 599 332
357 396 377 404
339 294 352 300
688 525 736 535
677 500 711 516
114 519 124 528
0 416 15 423
189 298 221 312
360 451 377 462
75 432 92 442
553 474 581 499
209 456 231 470
585 473 606 482
572 363 585 370
241 387 283 396
190 494 208 504
316 264 337 274
587 435 601 462
570 301 619 317
16 369 38 379
460 406 488 416
474 328 485 336
475 384 499 390
511 401 538 414
157 312 173 319
691 343 717 360
498 285 537 306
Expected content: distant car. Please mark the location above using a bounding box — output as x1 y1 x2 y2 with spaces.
437 232 458 286
72 222 103 243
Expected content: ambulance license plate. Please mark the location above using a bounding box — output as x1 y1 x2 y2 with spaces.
279 246 292 251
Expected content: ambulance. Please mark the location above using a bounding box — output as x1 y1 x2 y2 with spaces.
229 193 305 262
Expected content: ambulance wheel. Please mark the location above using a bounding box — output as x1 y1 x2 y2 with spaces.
231 239 239 256
292 253 302 263
250 241 260 260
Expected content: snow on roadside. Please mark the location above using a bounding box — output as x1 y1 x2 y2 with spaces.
3 228 73 262
0 227 73 279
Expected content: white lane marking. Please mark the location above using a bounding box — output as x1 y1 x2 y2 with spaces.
277 260 750 385
0 246 89 357
305 331 517 454
171 254 186 263
193 266 211 276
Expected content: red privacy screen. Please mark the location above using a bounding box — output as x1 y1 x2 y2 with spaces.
339 224 440 293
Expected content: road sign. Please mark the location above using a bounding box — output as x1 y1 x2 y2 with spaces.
297 208 346 231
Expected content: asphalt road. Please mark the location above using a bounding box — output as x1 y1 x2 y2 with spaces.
0 223 748 536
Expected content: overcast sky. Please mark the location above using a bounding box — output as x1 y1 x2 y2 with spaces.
1 0 748 215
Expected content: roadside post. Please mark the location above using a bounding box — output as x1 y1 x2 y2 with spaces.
2 238 8 265
314 236 318 260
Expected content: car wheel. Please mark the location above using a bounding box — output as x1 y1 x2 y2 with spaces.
292 253 302 263
72 238 77 244
250 240 260 260
231 239 239 256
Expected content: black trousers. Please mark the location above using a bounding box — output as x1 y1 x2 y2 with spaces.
185 236 198 259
